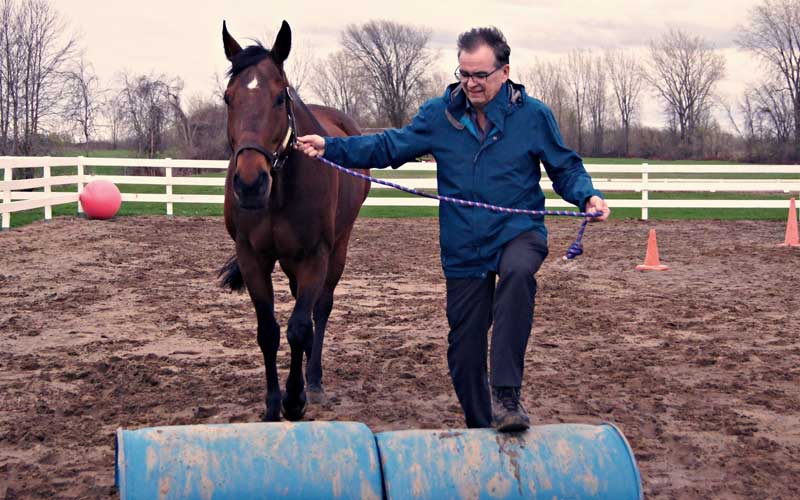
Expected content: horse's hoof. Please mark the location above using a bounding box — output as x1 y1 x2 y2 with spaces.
262 410 281 422
307 384 325 404
281 393 307 421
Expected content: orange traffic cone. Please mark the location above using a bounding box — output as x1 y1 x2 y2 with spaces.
778 197 800 247
636 229 670 271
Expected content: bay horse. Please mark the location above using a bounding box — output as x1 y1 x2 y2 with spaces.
218 20 369 421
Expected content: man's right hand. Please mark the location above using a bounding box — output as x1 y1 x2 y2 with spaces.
295 135 325 158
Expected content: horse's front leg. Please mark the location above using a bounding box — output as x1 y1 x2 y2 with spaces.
237 247 282 421
306 239 349 401
282 252 328 421
305 288 333 402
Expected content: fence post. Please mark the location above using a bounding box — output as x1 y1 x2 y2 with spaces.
77 156 85 215
165 158 173 216
2 165 11 230
641 162 649 221
43 164 52 220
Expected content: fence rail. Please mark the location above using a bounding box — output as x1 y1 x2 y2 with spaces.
2 156 800 229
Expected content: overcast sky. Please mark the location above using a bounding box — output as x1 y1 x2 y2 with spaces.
64 0 765 129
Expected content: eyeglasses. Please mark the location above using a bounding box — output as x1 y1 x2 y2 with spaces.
454 65 503 83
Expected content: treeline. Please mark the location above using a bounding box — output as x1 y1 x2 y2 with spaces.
0 0 227 160
0 0 77 156
2 0 800 163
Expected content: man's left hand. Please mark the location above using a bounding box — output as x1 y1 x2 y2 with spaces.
584 196 610 221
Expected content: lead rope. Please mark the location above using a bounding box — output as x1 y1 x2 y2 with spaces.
312 156 600 260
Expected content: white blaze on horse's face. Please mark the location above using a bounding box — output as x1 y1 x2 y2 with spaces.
247 76 259 90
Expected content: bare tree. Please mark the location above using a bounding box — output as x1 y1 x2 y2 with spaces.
118 72 178 158
165 78 194 152
724 91 768 161
13 0 76 154
0 0 77 166
102 91 126 150
167 87 231 160
565 50 592 153
182 95 227 159
414 68 450 109
606 49 645 156
310 50 371 124
341 20 432 127
752 81 794 143
63 54 100 154
646 29 725 154
286 41 315 95
521 58 570 129
737 0 800 154
211 71 226 102
261 29 316 94
0 0 16 154
586 54 608 155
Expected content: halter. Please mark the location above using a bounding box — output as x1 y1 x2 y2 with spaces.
232 87 297 172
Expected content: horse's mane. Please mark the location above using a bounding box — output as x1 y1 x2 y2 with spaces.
227 42 281 78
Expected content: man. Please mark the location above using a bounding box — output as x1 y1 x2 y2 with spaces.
296 27 609 432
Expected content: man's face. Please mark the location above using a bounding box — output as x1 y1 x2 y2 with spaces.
457 44 509 109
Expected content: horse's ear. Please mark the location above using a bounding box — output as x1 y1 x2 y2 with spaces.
222 20 242 62
271 20 292 65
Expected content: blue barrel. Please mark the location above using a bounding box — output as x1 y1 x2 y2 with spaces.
375 423 642 499
115 422 383 500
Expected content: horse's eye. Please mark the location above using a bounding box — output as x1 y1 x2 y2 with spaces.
274 93 285 107
223 93 231 106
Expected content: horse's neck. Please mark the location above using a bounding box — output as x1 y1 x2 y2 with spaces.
270 169 286 210
293 94 327 136
269 94 328 211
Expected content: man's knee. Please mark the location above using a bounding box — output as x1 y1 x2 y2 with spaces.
500 259 540 281
499 232 548 279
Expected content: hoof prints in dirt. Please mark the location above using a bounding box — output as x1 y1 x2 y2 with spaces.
0 216 799 499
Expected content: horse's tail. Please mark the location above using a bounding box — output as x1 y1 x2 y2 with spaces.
218 255 246 292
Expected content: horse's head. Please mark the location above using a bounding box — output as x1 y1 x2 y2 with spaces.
222 20 295 210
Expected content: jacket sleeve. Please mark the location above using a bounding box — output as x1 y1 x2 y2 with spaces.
322 103 434 169
535 104 603 209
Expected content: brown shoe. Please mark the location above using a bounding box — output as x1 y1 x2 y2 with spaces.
491 387 530 432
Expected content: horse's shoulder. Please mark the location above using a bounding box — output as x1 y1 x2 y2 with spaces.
307 104 361 137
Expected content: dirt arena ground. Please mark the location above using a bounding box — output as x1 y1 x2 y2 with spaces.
0 215 798 499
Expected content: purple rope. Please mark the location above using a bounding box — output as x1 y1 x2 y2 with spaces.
314 156 600 260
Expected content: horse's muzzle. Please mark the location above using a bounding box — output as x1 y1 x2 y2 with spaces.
233 170 271 210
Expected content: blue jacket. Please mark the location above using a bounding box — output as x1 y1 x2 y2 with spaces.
323 81 603 278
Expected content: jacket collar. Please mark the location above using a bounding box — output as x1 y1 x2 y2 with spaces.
444 80 526 132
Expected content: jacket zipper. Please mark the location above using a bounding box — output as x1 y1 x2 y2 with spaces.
473 131 502 266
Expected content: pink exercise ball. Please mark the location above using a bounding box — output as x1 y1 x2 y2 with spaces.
80 180 122 220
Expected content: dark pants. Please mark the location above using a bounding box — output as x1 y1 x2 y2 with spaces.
445 230 548 428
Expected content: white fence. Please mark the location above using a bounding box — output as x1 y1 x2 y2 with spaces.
2 155 800 229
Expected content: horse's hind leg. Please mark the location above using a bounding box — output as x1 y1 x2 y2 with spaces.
282 253 328 421
237 250 282 422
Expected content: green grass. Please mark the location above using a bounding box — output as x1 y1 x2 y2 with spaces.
360 207 439 218
55 148 140 158
372 169 436 179
4 155 798 228
582 157 732 165
9 202 786 227
372 158 800 180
